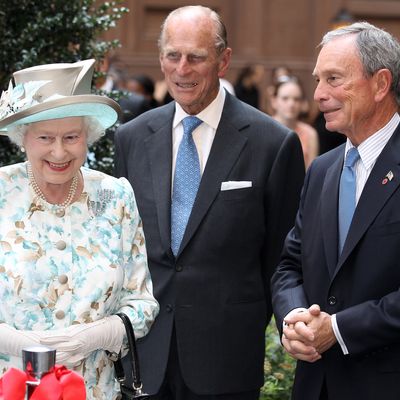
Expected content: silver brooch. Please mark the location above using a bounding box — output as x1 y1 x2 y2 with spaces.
89 189 115 217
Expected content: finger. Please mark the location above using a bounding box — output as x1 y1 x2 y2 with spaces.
42 339 82 353
56 352 85 368
289 340 318 356
308 304 321 316
282 336 321 362
55 351 70 364
284 311 312 325
283 325 306 341
283 322 314 343
293 321 315 342
282 335 318 357
41 335 70 344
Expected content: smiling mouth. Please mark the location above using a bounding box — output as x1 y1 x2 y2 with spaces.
176 82 198 88
47 161 71 170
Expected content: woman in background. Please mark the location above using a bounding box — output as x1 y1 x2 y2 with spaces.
271 76 319 169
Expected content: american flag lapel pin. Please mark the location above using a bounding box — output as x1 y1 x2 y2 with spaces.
382 170 394 185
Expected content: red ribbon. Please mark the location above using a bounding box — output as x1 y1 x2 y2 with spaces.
0 365 86 400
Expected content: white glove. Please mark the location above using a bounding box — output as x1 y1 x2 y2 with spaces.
40 316 125 366
0 323 48 357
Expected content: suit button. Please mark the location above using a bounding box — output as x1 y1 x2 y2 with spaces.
328 296 337 306
166 304 173 313
175 264 183 272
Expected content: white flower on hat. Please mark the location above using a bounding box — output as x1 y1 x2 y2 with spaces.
0 80 50 120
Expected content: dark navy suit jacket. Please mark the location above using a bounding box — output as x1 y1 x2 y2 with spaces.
272 122 400 400
115 92 305 395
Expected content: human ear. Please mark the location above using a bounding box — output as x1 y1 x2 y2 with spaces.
217 48 232 78
374 68 392 102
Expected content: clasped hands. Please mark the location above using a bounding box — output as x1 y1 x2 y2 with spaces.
282 304 337 362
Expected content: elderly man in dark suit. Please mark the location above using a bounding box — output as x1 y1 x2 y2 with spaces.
272 22 400 400
114 5 304 399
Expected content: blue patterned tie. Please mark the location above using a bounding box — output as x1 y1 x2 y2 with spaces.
338 147 360 253
171 116 203 255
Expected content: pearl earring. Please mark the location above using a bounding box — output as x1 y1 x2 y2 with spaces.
20 146 25 153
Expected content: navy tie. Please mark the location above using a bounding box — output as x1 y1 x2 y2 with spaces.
171 116 203 255
338 147 360 252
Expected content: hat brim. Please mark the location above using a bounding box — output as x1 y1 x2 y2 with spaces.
0 95 121 133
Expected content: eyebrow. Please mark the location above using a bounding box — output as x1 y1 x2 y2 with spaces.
164 47 208 56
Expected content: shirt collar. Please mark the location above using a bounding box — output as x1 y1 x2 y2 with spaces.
345 112 400 170
173 86 226 130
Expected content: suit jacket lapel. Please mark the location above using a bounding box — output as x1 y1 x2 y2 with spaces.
177 95 248 256
144 103 175 254
335 124 400 275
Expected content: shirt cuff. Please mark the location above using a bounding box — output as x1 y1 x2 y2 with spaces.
331 314 349 355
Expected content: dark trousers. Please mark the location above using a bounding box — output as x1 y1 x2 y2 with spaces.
319 379 328 400
150 327 260 400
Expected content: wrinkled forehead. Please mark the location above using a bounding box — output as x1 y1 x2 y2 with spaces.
163 14 216 48
313 36 360 76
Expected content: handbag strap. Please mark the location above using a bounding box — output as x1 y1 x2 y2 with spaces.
114 312 144 392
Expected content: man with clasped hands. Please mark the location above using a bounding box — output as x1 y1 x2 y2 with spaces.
272 22 400 400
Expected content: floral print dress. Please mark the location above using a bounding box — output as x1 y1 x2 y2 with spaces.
0 162 159 399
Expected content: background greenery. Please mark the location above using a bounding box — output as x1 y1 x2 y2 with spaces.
0 1 297 397
261 320 296 399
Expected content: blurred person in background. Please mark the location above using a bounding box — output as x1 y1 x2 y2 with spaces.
264 65 292 115
125 73 161 110
234 64 265 109
271 76 319 169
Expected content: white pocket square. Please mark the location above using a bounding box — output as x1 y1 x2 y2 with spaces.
221 181 252 191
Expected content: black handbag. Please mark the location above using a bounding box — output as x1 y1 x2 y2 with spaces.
110 312 149 399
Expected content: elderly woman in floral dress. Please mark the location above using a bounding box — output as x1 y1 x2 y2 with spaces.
0 59 159 400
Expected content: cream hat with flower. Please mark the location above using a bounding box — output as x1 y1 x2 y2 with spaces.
0 59 121 132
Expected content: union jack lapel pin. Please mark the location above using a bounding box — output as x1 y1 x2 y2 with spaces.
382 170 394 185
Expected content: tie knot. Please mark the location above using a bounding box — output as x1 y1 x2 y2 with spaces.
182 116 202 136
344 147 360 168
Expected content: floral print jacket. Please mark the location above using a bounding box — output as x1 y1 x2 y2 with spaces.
0 162 159 399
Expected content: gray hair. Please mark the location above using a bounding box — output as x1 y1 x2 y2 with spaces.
158 5 228 56
321 21 400 105
7 116 105 147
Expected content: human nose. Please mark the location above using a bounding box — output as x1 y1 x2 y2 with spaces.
176 56 191 75
50 138 68 158
314 81 328 102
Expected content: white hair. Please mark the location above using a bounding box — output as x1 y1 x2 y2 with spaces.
7 116 105 147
